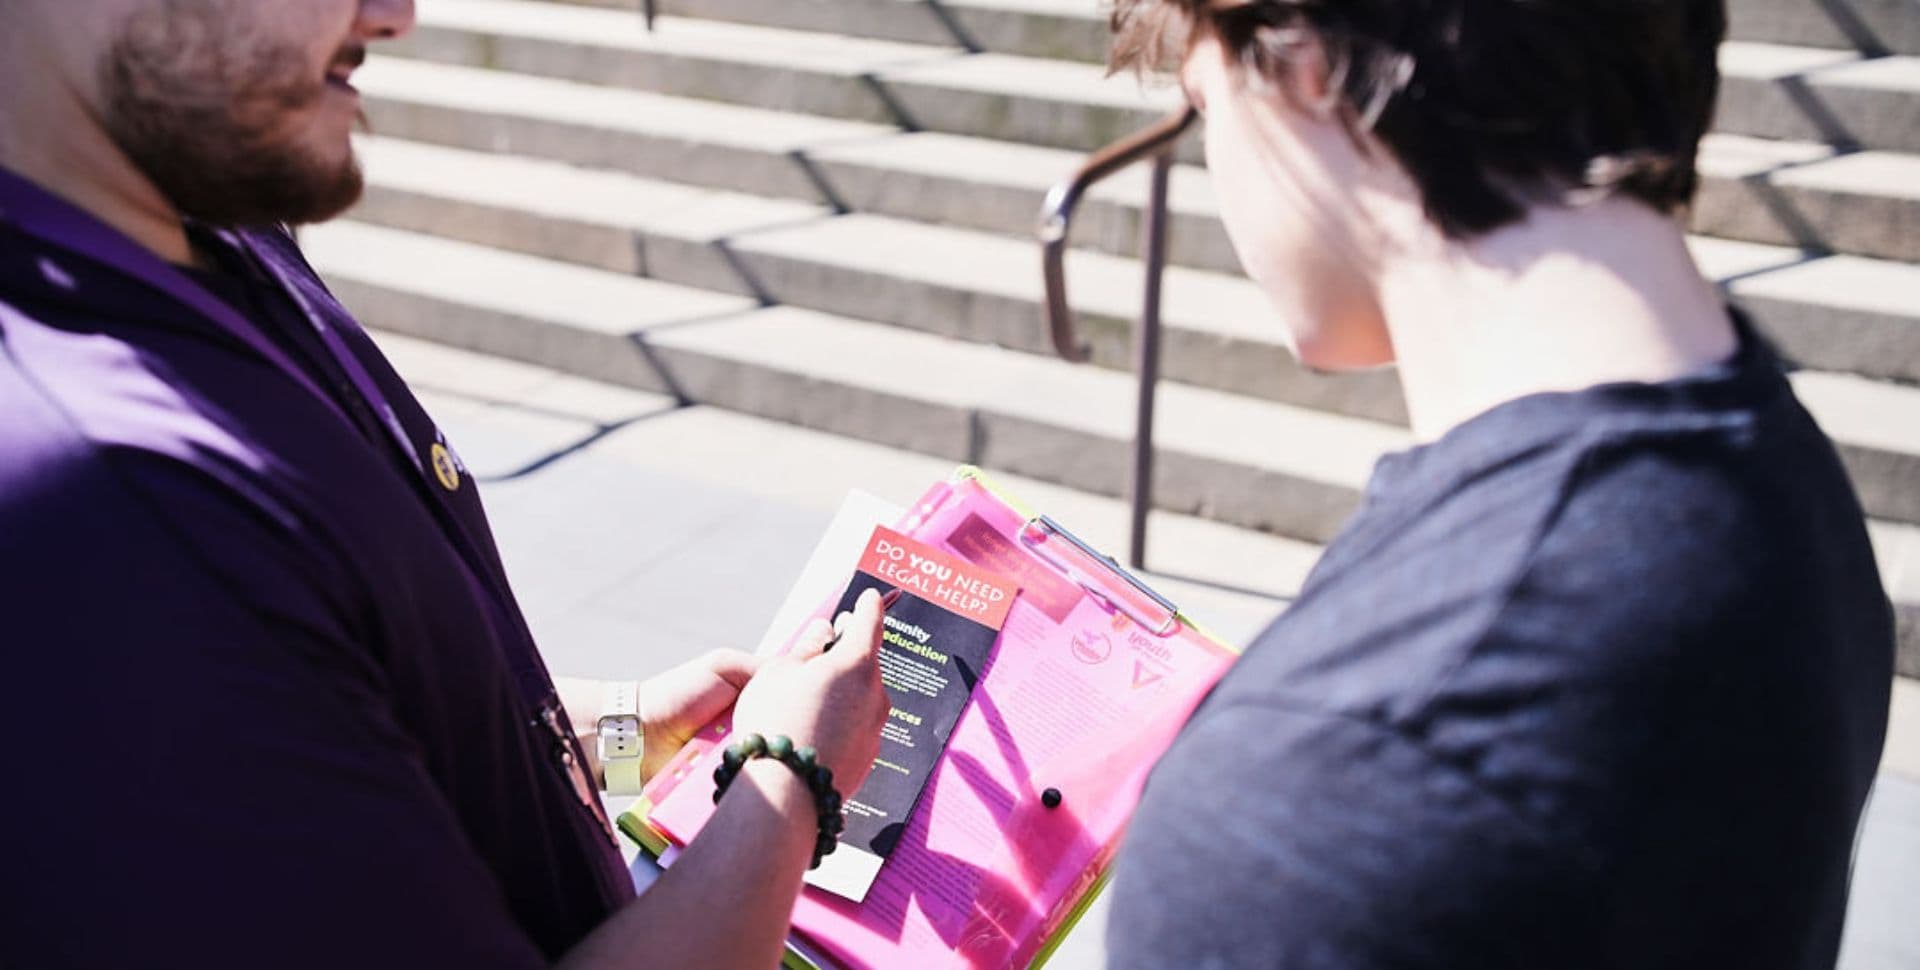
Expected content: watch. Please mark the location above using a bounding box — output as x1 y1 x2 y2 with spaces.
596 681 645 795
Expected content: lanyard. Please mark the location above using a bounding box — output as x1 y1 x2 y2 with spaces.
225 228 424 474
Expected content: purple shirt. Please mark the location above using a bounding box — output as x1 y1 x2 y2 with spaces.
0 168 633 966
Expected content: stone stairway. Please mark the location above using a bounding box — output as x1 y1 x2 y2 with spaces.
317 0 1920 673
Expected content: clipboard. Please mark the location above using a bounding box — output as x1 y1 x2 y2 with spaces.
623 467 1242 969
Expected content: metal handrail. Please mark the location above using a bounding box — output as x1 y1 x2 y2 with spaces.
1036 103 1199 569
1038 104 1197 361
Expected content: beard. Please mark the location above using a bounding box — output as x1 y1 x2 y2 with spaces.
99 0 364 228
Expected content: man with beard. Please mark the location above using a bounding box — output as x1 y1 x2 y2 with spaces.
0 2 891 967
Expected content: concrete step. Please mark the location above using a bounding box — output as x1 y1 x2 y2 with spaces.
358 55 1920 266
394 0 1195 161
1694 239 1920 388
304 218 1410 543
355 56 1233 270
305 219 1920 531
405 0 1920 155
547 0 1117 64
369 329 1317 645
1796 370 1920 525
1719 43 1920 153
547 0 1920 61
345 134 1920 402
347 135 1407 425
1726 0 1920 58
1695 134 1920 263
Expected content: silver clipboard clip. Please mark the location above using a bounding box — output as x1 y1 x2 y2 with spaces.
1017 515 1181 637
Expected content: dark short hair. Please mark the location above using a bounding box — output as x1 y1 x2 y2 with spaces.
1111 0 1727 238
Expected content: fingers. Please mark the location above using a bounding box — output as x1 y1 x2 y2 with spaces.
789 617 835 661
696 648 760 689
827 587 888 668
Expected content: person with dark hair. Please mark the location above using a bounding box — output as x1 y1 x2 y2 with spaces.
0 2 891 967
1104 2 1894 967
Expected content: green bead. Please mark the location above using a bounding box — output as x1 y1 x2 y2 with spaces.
766 735 794 761
739 733 767 758
712 765 731 787
792 746 818 771
721 746 745 771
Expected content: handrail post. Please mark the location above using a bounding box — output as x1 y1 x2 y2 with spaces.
1037 104 1194 572
1130 149 1174 570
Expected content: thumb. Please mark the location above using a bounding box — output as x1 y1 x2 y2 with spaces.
828 587 888 668
696 648 761 689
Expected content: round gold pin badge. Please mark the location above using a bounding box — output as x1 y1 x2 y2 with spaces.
430 442 461 492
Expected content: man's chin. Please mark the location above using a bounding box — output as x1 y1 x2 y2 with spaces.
292 155 366 226
176 156 365 229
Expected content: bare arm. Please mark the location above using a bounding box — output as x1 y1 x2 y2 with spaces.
558 761 818 970
559 589 892 970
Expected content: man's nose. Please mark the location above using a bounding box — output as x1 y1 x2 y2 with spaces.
358 0 416 41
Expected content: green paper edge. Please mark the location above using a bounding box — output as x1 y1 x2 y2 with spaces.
1028 870 1110 969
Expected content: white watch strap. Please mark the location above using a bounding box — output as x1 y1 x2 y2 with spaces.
602 680 640 720
597 681 644 795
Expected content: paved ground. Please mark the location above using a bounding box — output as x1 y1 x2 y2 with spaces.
379 332 1920 969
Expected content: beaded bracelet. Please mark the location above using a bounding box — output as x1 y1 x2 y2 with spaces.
712 733 847 870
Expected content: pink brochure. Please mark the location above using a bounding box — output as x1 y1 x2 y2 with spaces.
643 471 1239 969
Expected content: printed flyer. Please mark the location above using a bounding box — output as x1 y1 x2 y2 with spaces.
809 525 1019 901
